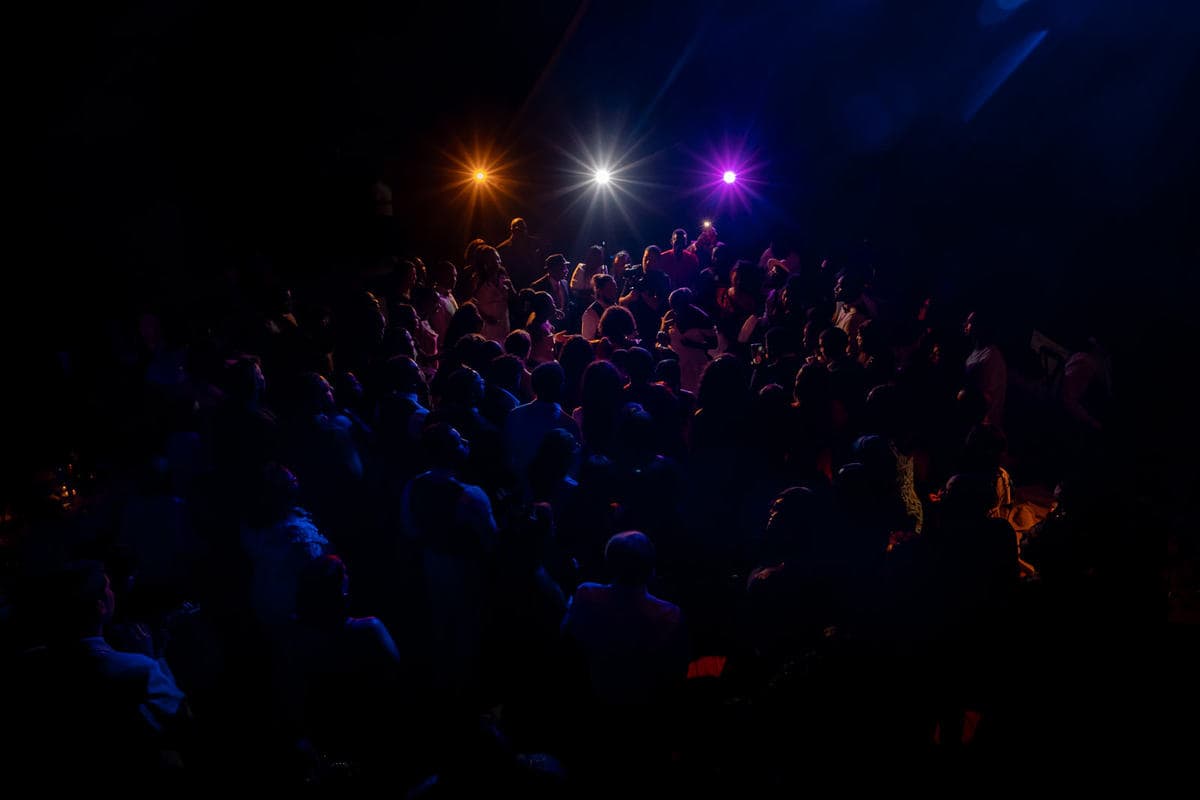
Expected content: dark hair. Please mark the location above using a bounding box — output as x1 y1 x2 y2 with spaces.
531 361 565 403
625 347 655 386
605 531 656 586
593 273 616 293
560 336 595 405
963 423 1007 473
249 463 300 527
487 354 524 395
668 287 694 312
505 329 532 359
520 289 558 330
410 286 440 318
381 355 424 395
697 354 751 413
654 358 681 392
36 561 109 639
225 354 263 405
444 368 485 408
580 360 624 451
856 317 886 356
819 326 850 359
444 303 484 353
599 305 636 343
528 429 580 502
422 423 467 470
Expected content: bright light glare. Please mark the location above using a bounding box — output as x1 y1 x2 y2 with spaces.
594 168 611 185
722 170 737 184
702 220 711 228
474 171 487 182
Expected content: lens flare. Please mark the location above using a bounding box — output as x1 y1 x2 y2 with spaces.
594 168 611 185
723 170 737 184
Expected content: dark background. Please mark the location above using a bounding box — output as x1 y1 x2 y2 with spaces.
20 0 1200 347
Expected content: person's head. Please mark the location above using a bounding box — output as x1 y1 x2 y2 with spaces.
697 223 718 247
793 361 831 406
584 245 605 271
473 245 503 279
764 486 824 559
521 289 559 329
697 354 751 412
422 423 470 471
612 250 631 272
411 286 441 320
852 434 899 491
939 472 998 523
856 317 886 358
599 305 637 344
382 355 424 395
833 271 863 304
624 347 655 387
730 259 765 297
818 327 850 363
444 367 486 409
487 354 524 396
226 354 267 406
670 228 688 252
531 361 566 404
528 428 580 497
296 555 350 625
464 238 487 266
604 530 656 587
253 462 301 526
544 253 570 282
432 260 458 293
581 359 623 410
36 561 115 639
560 335 595 376
504 330 532 362
391 303 419 333
654 358 681 393
668 287 694 314
642 245 661 271
510 217 529 238
864 383 904 437
396 259 419 294
963 310 997 344
593 273 618 305
297 371 336 416
444 303 484 351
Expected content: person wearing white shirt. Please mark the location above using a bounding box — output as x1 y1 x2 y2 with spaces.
581 273 619 340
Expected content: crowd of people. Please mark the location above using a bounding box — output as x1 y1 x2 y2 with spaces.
0 206 1124 791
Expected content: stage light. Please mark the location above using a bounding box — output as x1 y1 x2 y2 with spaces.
474 170 487 182
722 170 737 184
702 220 711 228
594 168 611 185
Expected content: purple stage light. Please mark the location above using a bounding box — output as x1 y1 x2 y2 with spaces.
722 170 737 184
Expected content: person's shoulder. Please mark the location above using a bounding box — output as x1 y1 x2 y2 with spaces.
572 582 608 603
644 592 683 622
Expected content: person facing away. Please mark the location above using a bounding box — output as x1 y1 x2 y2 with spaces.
581 273 619 340
276 555 402 766
504 361 581 484
495 217 543 289
400 424 498 697
562 531 688 706
4 561 189 783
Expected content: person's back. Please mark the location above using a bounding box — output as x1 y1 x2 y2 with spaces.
4 562 188 785
562 532 687 706
504 363 580 480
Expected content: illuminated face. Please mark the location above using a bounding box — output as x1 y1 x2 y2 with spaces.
549 261 568 281
613 252 630 271
643 248 659 270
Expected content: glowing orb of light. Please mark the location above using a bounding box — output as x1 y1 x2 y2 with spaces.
474 171 487 182
702 220 712 228
722 170 737 184
594 168 611 185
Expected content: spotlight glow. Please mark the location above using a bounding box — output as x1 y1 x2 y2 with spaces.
722 170 737 184
594 168 612 185
474 170 487 182
702 220 711 228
